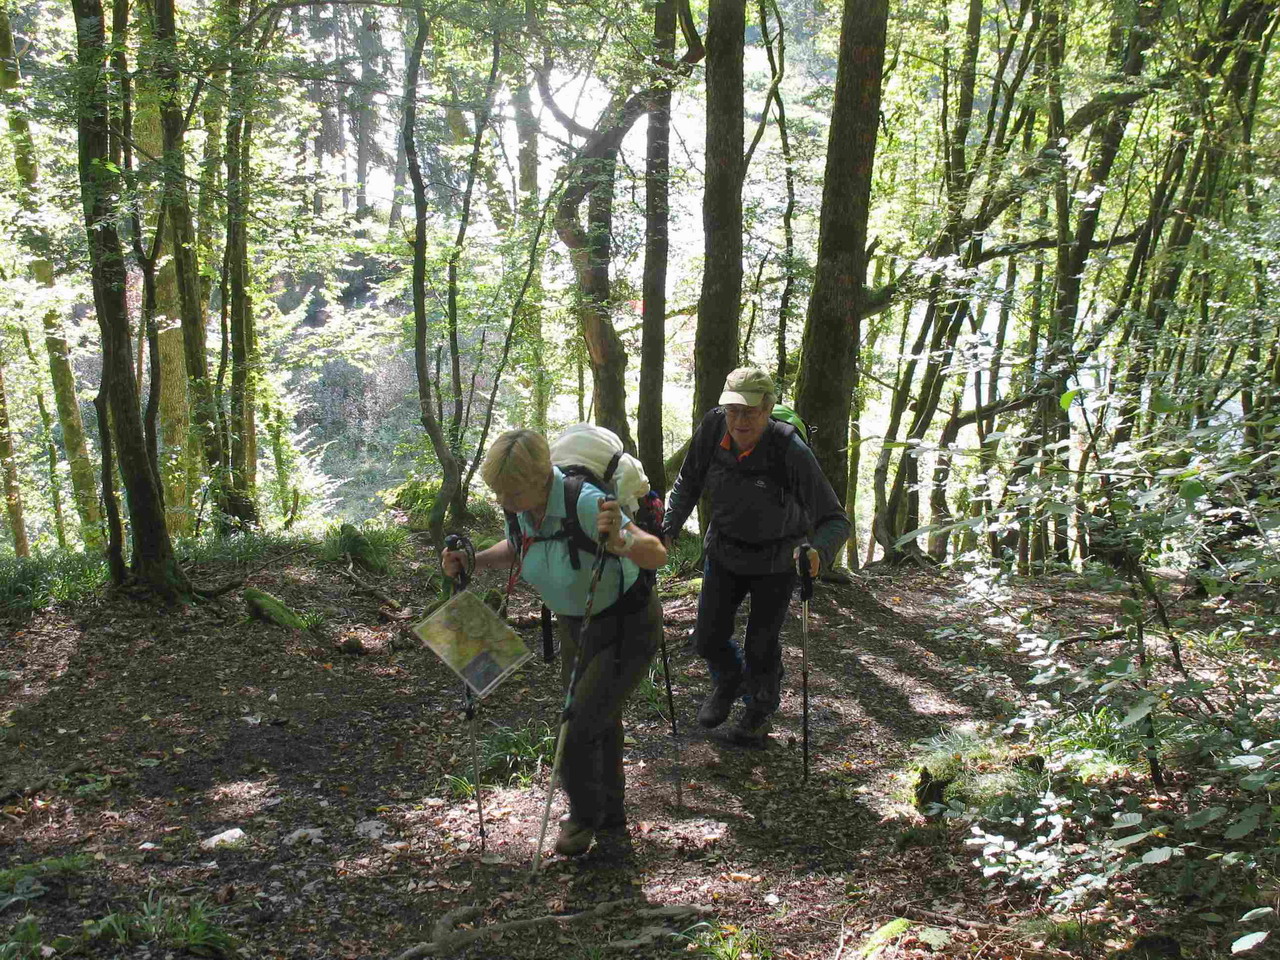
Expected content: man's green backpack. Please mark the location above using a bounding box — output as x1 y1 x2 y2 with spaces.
771 404 811 445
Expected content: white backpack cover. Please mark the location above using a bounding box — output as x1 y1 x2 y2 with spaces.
550 424 650 513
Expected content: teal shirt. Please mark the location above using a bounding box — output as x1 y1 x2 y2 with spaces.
513 467 640 616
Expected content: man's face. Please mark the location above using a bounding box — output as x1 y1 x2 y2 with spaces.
724 401 772 451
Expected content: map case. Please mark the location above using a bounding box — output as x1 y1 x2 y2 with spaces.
413 590 533 698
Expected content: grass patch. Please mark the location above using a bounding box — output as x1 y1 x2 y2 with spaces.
661 535 703 580
175 529 317 574
905 724 1044 813
320 521 406 574
442 719 558 796
2 894 235 958
0 854 91 912
0 551 109 615
85 893 237 954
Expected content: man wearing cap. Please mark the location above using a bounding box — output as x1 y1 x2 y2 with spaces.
663 367 850 743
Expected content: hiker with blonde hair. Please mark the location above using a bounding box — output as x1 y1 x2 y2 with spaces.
442 428 666 857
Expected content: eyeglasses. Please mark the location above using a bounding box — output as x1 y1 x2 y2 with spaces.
724 405 766 420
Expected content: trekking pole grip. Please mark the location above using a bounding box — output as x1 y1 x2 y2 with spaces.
444 533 473 592
798 542 814 601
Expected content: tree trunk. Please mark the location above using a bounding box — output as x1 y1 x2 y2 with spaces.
20 330 68 549
792 0 889 500
405 1 461 546
224 0 260 518
71 0 189 600
693 0 745 422
0 5 103 551
445 31 502 520
638 0 676 492
512 69 550 431
0 353 29 557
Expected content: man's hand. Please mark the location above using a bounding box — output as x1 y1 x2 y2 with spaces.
794 545 819 579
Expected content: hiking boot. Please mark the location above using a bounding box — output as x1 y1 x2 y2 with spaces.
554 818 594 857
727 708 772 745
698 677 741 728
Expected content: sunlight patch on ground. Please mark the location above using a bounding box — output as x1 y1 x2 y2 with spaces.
204 777 280 819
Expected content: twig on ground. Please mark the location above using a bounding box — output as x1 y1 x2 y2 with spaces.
393 899 711 959
830 911 852 960
190 544 312 598
0 761 87 803
341 552 403 609
892 903 1014 933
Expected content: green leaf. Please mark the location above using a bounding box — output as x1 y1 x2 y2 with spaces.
1142 846 1173 864
1112 812 1144 829
1181 807 1227 829
1111 830 1151 848
1120 596 1143 621
916 927 952 949
1224 808 1263 840
1241 908 1275 922
1179 479 1208 502
1119 697 1155 728
1233 932 1269 954
1060 389 1082 412
1151 393 1180 414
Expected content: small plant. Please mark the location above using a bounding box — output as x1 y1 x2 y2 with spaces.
483 719 557 787
1 854 90 914
639 660 669 721
84 894 236 955
680 922 773 959
0 915 44 960
442 773 477 799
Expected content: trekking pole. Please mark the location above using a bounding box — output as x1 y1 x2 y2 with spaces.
658 628 683 809
532 499 614 874
798 543 814 783
444 534 486 854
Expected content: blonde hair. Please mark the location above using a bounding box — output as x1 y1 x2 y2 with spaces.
481 429 552 500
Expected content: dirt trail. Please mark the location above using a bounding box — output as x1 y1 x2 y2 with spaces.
1 550 1044 958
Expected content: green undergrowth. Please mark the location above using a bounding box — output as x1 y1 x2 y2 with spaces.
0 855 91 915
441 717 555 797
680 921 775 959
900 702 1280 950
1 893 236 958
0 551 109 615
320 521 407 573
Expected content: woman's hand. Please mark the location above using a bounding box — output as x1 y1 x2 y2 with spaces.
441 548 468 578
597 498 624 546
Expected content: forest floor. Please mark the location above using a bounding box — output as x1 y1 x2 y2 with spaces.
0 537 1204 959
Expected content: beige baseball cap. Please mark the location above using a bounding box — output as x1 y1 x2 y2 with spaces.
719 367 776 407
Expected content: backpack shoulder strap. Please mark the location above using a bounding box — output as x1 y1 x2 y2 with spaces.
559 474 602 569
504 509 522 548
766 418 798 495
696 407 728 486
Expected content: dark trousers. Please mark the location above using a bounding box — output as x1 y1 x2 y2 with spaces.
557 589 662 828
695 556 795 716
